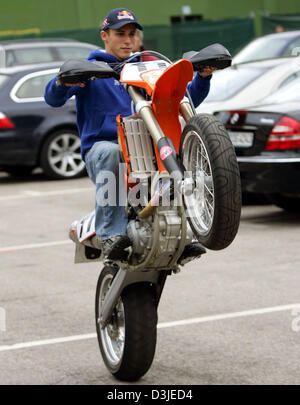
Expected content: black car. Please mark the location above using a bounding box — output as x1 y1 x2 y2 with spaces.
215 77 300 211
0 62 86 179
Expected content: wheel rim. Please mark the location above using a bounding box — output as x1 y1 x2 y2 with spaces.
98 274 125 366
182 130 215 236
47 133 85 177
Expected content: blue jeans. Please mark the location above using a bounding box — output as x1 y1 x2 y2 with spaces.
85 141 128 240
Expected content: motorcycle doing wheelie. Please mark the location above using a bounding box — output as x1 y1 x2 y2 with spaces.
58 43 242 381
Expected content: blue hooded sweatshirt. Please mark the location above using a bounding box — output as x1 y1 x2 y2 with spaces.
44 49 211 160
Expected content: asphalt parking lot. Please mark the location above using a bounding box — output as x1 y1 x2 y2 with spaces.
0 169 300 386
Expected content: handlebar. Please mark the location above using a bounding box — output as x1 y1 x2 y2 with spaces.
56 43 232 86
56 59 120 86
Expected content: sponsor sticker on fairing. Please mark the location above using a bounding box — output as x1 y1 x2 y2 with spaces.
160 145 173 160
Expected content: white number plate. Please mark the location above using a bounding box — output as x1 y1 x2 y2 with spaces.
227 131 254 148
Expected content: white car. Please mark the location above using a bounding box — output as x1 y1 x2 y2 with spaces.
196 57 300 114
232 31 300 65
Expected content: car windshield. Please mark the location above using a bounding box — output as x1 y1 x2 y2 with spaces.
259 77 300 103
204 66 266 102
56 46 94 60
233 37 288 65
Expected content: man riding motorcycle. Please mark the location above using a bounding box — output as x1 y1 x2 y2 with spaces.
44 7 217 261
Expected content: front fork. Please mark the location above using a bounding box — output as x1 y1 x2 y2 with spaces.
99 267 169 328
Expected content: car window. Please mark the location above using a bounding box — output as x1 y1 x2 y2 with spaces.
56 46 95 60
260 77 300 103
0 74 8 89
204 66 267 102
15 72 56 99
7 47 53 67
6 51 17 67
233 37 288 65
281 37 300 57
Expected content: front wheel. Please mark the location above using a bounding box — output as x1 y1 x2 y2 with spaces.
95 266 158 381
180 114 242 250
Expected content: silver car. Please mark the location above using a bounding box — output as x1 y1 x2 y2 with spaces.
196 57 300 114
0 38 98 68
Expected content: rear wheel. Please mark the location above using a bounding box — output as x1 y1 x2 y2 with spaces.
40 129 86 179
95 266 157 381
180 114 242 250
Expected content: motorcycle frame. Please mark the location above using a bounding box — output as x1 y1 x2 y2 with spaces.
99 60 196 328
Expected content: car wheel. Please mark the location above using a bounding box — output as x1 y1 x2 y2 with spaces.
40 129 86 180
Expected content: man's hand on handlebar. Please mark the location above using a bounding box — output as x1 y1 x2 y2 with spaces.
64 82 86 88
56 77 86 87
199 66 218 78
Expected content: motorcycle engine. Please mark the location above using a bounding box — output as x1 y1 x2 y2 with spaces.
127 218 153 264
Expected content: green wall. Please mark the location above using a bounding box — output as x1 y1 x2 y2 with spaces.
1 0 300 35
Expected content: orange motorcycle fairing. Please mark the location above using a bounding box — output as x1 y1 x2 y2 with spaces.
120 59 194 172
151 59 194 153
116 114 137 192
117 114 131 174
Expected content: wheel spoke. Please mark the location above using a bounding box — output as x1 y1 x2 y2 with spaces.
182 130 214 237
60 157 68 173
67 157 78 171
204 182 214 198
62 135 70 149
50 142 63 153
50 155 62 166
204 198 213 221
69 138 81 152
72 153 83 161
